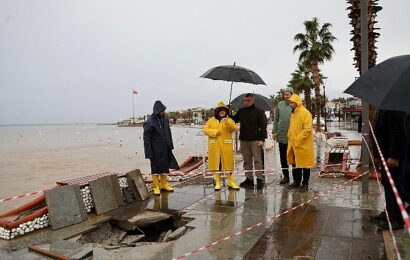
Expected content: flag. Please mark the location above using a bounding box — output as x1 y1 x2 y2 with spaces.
133 90 138 95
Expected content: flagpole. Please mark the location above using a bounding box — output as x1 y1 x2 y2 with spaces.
132 93 135 123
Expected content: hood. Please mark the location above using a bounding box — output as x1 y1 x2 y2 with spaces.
214 101 229 117
288 94 302 107
152 100 166 115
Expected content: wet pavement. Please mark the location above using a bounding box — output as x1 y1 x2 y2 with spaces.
0 123 399 259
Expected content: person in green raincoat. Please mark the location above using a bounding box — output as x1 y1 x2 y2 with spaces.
204 102 240 190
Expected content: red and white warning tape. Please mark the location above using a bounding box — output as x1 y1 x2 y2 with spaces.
172 171 367 260
0 189 49 203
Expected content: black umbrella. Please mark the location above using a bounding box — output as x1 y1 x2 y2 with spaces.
344 54 410 113
200 63 266 105
231 93 272 111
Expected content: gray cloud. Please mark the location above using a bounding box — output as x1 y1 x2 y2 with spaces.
1 0 409 124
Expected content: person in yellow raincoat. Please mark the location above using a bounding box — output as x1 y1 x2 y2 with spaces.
204 102 240 190
286 94 315 192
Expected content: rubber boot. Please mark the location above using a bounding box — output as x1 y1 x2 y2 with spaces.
160 175 174 192
152 175 161 195
227 172 240 190
214 173 221 190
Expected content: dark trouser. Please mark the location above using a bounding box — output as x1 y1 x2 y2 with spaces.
278 143 289 179
382 166 404 225
292 168 310 185
240 140 263 180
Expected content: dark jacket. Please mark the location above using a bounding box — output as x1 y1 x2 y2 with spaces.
143 101 179 173
374 110 407 161
233 105 267 141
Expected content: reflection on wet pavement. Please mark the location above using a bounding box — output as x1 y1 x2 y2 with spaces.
1 123 394 259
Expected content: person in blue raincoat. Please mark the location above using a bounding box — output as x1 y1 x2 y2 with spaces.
143 100 179 195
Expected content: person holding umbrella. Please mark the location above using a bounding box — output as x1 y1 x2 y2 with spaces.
204 102 240 190
143 100 179 195
287 94 315 192
272 87 294 185
370 109 407 230
232 93 268 189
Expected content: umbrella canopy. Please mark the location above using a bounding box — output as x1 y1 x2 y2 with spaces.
200 63 266 105
231 93 272 111
200 64 266 85
344 54 410 113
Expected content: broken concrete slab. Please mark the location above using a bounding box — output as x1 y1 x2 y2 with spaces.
112 210 171 231
69 247 93 260
49 240 80 256
162 230 172 242
45 185 87 230
167 226 187 241
89 175 124 215
103 231 127 246
0 251 13 260
49 241 93 260
120 235 145 246
126 169 149 201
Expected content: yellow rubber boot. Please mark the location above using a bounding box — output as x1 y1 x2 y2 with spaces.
152 175 161 195
227 172 240 190
214 173 221 190
160 175 174 192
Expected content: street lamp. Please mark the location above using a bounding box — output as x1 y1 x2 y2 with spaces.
323 85 327 132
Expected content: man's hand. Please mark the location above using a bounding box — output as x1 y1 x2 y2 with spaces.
216 131 221 136
272 133 277 140
221 118 227 123
258 141 265 147
387 157 399 168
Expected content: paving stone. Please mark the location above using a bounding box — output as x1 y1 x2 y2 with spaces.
126 169 149 201
89 175 125 215
45 185 87 230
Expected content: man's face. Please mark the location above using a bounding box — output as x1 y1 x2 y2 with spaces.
159 111 165 117
283 91 292 101
289 102 297 111
243 96 254 107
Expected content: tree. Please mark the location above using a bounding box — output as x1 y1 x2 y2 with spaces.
269 90 283 109
293 17 336 131
187 109 193 123
288 62 313 112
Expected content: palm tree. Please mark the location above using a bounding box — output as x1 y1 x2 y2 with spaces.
293 17 336 131
289 62 313 112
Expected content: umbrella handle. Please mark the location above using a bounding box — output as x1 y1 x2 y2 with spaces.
228 81 233 107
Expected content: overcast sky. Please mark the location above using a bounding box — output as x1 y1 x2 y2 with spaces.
1 0 409 125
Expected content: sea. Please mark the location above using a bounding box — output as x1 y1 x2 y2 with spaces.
0 124 206 211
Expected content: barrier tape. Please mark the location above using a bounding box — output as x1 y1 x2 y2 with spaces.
0 189 49 203
172 171 367 260
362 134 402 260
1 160 359 203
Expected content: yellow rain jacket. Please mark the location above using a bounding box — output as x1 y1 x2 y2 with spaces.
204 102 238 171
287 94 315 168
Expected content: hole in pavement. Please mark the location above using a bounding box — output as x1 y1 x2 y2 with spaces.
78 213 194 249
